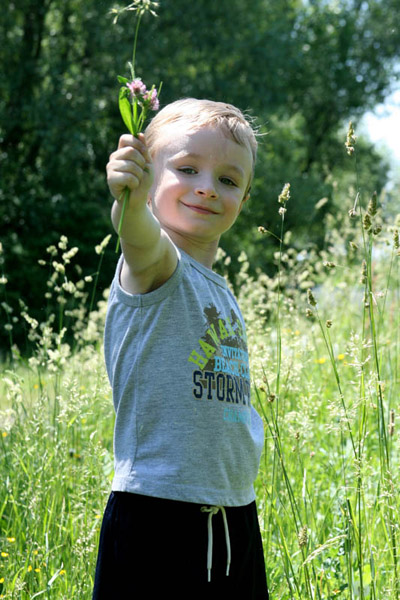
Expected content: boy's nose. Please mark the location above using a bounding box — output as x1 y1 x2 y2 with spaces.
195 182 218 199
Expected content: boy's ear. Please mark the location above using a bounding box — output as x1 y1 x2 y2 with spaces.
243 185 251 203
237 193 250 216
240 190 251 208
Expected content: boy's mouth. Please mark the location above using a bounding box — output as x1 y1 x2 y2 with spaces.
182 202 219 215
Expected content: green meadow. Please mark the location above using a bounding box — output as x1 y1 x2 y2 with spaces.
1 174 399 599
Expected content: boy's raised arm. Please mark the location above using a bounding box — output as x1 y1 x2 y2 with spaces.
107 133 177 294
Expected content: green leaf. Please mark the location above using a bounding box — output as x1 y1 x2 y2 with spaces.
117 75 129 85
118 87 134 134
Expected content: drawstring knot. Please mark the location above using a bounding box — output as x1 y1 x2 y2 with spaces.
200 505 231 582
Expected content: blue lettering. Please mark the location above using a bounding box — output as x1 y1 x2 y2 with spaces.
223 406 251 425
226 375 235 403
193 370 203 399
216 373 225 401
204 371 215 399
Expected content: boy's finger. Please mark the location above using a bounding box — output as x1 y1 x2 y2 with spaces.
117 134 151 164
118 133 147 154
111 146 147 169
113 159 149 182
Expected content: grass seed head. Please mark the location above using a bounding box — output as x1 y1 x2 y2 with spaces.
298 525 308 548
95 234 112 255
367 191 378 217
323 261 336 269
46 245 57 256
372 225 382 236
363 213 372 232
345 121 356 155
278 183 291 204
360 260 367 284
389 409 395 436
110 0 159 23
307 288 317 307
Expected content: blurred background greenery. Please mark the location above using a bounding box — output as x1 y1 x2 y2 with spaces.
1 0 399 352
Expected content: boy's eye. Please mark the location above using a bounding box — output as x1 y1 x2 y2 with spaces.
219 177 237 187
178 167 197 175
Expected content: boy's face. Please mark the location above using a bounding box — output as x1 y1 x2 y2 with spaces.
149 125 253 248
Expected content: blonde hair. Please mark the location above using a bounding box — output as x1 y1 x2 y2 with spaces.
145 98 258 174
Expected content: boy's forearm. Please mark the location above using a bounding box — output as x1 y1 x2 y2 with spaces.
111 198 176 293
111 199 161 250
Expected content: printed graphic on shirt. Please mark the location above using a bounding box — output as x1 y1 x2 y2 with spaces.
188 304 251 424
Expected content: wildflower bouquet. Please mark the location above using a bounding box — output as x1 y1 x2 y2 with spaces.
111 0 162 251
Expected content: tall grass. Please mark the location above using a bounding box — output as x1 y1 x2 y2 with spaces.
0 239 114 599
1 127 399 598
237 124 400 599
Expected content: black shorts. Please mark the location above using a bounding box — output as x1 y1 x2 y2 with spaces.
92 491 269 600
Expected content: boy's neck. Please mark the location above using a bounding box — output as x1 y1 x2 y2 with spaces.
166 228 219 270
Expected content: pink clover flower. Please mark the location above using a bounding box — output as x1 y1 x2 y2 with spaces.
126 79 147 97
144 88 159 111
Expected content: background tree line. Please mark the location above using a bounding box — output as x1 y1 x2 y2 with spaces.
0 0 399 352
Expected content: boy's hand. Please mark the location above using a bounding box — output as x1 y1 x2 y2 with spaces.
106 133 153 206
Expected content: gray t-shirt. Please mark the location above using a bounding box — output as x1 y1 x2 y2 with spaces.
104 248 264 506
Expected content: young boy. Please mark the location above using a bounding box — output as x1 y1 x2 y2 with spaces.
92 98 268 599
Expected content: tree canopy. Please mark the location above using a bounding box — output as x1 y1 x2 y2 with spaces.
0 0 399 351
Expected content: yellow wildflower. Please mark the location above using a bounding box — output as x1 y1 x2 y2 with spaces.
6 538 15 543
1 553 8 558
315 357 326 365
27 565 33 572
337 354 345 361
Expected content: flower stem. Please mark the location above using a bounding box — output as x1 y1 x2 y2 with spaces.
115 187 130 253
131 12 143 78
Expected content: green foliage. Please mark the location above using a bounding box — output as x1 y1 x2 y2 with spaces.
0 351 113 598
1 0 400 349
1 178 400 597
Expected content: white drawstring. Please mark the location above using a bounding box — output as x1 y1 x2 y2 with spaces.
200 505 231 582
